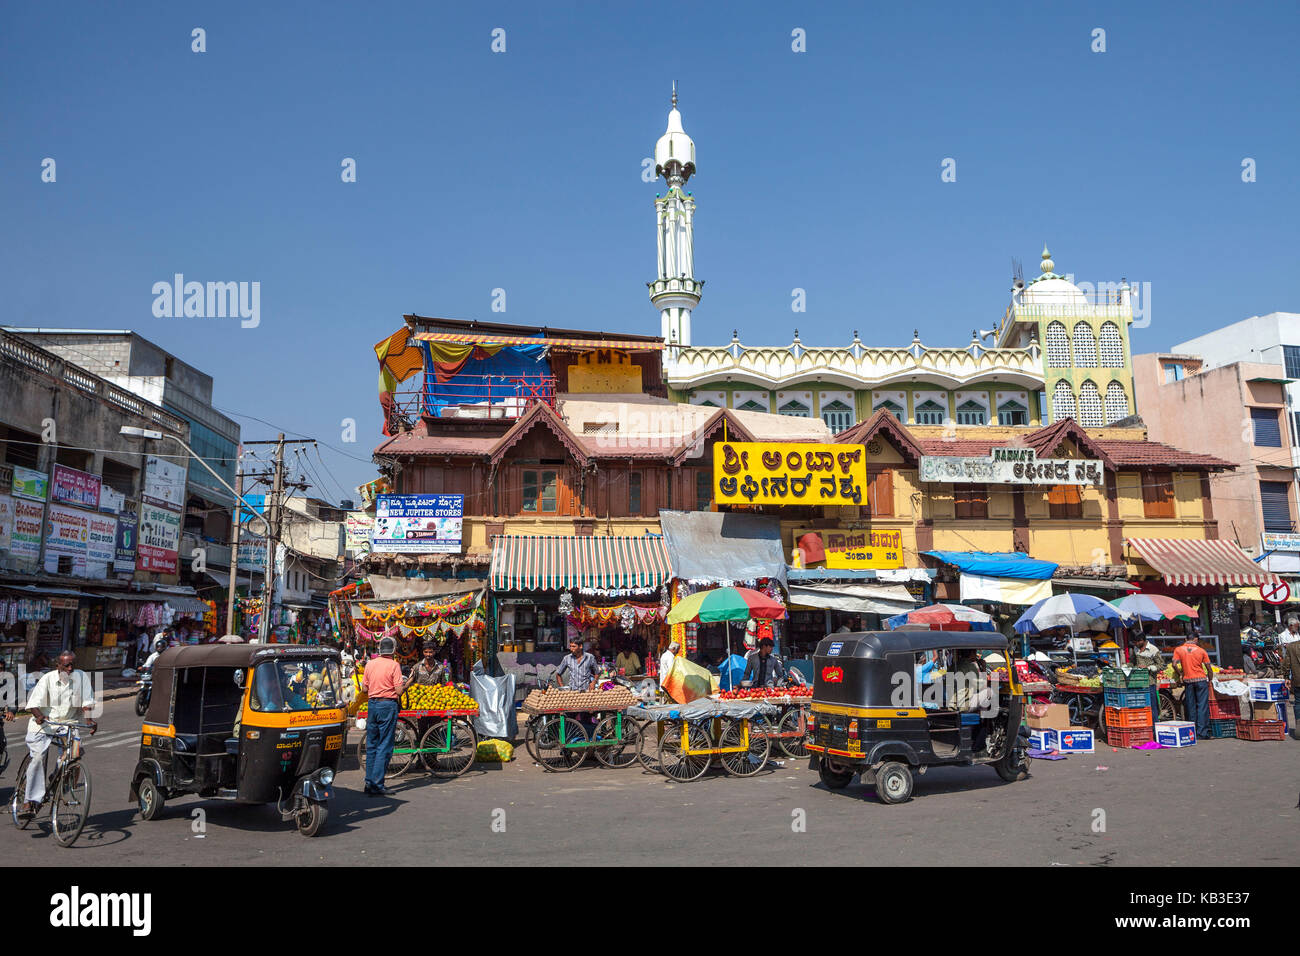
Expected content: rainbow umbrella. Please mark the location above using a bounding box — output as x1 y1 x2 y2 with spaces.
1110 593 1199 622
666 586 787 625
887 603 996 632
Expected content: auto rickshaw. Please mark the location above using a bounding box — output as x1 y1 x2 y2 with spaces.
129 643 345 836
807 631 1030 804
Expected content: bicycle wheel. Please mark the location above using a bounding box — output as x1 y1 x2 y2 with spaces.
657 720 711 782
362 718 419 778
777 708 809 759
637 722 662 773
523 717 541 763
422 718 478 778
534 713 588 772
719 717 770 777
52 762 91 847
10 754 34 830
593 713 643 769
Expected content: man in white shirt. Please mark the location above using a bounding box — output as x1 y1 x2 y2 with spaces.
659 641 680 688
1280 617 1300 646
134 630 151 668
21 651 97 816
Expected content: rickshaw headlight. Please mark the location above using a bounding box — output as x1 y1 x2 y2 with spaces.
314 767 334 787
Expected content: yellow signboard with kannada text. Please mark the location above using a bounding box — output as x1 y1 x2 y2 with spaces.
795 527 904 570
714 442 869 506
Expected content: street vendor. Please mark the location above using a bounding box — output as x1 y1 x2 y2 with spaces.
658 640 680 687
1131 633 1164 674
742 637 785 687
556 637 598 692
615 644 642 677
409 644 446 686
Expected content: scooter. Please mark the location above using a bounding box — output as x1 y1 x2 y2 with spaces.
134 668 152 716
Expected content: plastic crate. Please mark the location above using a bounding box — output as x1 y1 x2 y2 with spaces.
1208 697 1239 719
1235 719 1286 742
1104 705 1153 728
1206 718 1238 739
1102 667 1151 689
1103 687 1150 710
1106 725 1154 749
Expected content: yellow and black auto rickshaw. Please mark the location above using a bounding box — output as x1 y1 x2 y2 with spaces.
129 643 345 836
807 631 1030 804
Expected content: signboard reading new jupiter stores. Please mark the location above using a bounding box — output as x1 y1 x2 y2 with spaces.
919 447 1104 486
372 494 464 553
713 442 869 506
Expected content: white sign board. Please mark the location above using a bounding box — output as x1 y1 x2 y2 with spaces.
1261 532 1300 553
143 455 187 509
920 448 1104 486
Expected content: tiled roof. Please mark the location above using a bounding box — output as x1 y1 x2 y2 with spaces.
1092 439 1234 469
373 421 500 457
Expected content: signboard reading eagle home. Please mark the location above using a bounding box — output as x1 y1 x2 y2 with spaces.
713 443 869 506
919 447 1104 486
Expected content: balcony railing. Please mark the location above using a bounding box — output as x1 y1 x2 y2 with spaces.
391 373 558 426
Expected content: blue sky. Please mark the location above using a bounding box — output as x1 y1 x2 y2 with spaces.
3 1 1296 495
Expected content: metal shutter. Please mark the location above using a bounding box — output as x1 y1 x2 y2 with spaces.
1259 481 1292 532
1251 408 1282 447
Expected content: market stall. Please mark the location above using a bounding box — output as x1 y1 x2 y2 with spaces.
353 590 486 680
357 680 481 778
519 682 641 772
627 697 781 782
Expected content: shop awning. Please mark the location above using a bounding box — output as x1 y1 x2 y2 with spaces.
1051 576 1139 592
924 551 1058 580
960 573 1053 605
489 535 673 592
369 573 490 600
1127 538 1282 587
414 331 665 351
660 510 787 587
787 583 916 615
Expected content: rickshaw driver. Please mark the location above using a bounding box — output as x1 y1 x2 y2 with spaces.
952 650 996 750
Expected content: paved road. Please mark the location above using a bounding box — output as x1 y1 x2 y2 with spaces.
3 697 1298 866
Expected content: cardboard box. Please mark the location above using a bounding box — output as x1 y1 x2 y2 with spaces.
1248 679 1287 702
1027 703 1071 730
1155 720 1196 748
1028 728 1058 751
1249 701 1285 722
1057 727 1095 753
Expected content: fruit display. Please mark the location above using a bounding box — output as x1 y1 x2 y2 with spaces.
522 685 636 714
401 682 479 713
1054 666 1101 688
719 685 812 701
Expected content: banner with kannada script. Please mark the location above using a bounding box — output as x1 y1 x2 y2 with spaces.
713 442 869 506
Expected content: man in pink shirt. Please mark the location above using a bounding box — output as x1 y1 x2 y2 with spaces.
361 637 415 795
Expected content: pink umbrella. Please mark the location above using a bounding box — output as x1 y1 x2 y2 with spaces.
887 603 997 631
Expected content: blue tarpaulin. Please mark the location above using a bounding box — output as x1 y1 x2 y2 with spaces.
923 550 1058 580
421 343 547 412
717 653 748 691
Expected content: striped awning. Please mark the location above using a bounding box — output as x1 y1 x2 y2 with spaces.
414 331 664 351
490 535 673 591
1127 538 1282 588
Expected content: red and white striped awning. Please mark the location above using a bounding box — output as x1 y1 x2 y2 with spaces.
490 535 673 592
1127 538 1282 588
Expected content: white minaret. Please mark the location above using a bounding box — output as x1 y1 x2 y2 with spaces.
648 84 703 354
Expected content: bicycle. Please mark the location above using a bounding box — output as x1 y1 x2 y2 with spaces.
9 719 95 847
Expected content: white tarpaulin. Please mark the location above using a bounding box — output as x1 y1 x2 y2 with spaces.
960 573 1053 605
788 583 916 615
471 665 517 739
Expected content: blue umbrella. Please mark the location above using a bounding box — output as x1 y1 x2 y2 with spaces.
717 653 749 691
1014 593 1130 635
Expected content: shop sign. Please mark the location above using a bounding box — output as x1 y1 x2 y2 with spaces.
372 495 463 554
919 448 1103 486
143 455 187 509
115 513 138 571
1261 532 1300 553
51 465 102 510
345 513 373 555
0 493 12 552
86 513 117 578
713 442 869 506
99 484 126 515
795 528 904 570
10 499 44 561
44 503 90 576
11 465 48 502
138 501 181 574
238 535 267 572
48 597 79 610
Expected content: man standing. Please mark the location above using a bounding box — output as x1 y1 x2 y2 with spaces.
1280 636 1300 739
658 641 680 688
20 651 97 818
1131 634 1165 675
409 644 446 686
134 629 151 669
361 636 415 796
556 638 598 692
1172 634 1213 739
742 637 785 688
1280 617 1300 647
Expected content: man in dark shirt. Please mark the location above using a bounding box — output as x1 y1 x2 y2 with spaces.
742 638 785 688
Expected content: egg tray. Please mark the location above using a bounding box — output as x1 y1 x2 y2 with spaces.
521 686 637 715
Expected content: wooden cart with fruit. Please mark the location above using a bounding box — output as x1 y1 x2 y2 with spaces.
520 684 643 772
717 686 813 759
357 682 480 779
630 698 781 783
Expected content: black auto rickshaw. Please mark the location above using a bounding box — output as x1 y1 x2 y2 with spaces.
807 631 1030 803
129 643 345 836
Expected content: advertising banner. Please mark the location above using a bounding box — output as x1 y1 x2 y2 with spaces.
99 484 126 515
143 455 187 509
0 493 11 552
11 465 48 502
919 448 1104 485
44 503 90 576
345 512 374 555
138 502 181 574
10 499 44 561
372 494 464 554
115 513 138 572
86 512 117 577
238 536 268 572
713 442 869 506
51 464 102 509
1261 532 1300 553
795 527 904 570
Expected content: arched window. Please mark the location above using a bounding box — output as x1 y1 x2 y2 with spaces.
1078 380 1103 427
1046 322 1070 368
737 399 768 412
874 399 904 418
1105 381 1130 423
1052 381 1076 422
997 400 1028 426
1098 322 1124 368
1073 322 1097 368
955 400 987 426
820 400 854 433
779 399 811 418
914 400 946 425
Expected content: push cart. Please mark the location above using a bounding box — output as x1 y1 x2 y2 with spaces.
520 685 643 772
631 698 780 782
357 705 479 779
724 694 811 759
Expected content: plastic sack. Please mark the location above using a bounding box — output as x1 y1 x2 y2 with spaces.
476 739 515 762
471 667 517 740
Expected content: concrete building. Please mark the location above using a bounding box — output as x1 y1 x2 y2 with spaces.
1133 352 1299 577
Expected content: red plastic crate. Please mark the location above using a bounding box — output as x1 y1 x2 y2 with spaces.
1208 697 1239 719
1104 705 1152 728
1106 725 1154 748
1235 719 1286 741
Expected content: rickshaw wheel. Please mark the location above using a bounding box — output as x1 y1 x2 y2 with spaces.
719 717 770 777
297 801 328 837
777 708 809 759
137 777 165 821
592 713 643 768
873 761 914 804
995 747 1028 783
657 720 711 782
818 758 854 790
534 714 588 772
422 719 478 778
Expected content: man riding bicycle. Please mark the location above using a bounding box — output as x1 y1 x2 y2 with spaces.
21 651 96 818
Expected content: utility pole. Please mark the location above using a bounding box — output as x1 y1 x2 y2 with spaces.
225 449 243 637
263 435 285 642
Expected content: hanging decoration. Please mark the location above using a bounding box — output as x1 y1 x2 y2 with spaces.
568 602 665 629
576 585 659 597
358 590 477 624
354 621 400 643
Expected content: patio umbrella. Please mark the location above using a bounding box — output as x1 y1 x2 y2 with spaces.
886 603 996 632
1013 593 1128 635
1110 593 1199 622
665 587 787 625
